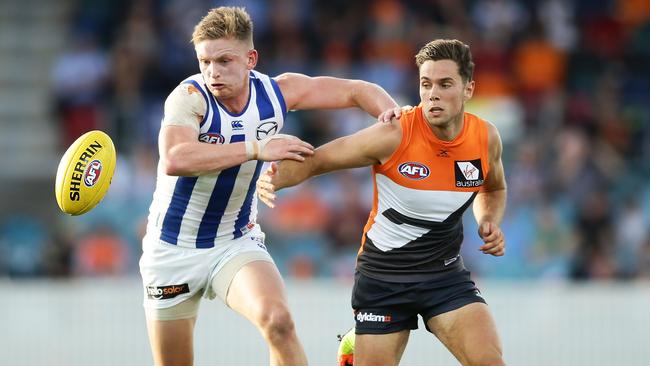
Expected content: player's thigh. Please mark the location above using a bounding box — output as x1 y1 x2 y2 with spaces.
145 315 197 366
355 330 410 366
225 259 290 323
426 302 503 365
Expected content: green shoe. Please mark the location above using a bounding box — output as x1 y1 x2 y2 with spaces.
337 328 355 366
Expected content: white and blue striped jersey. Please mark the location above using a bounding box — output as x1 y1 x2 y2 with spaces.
146 70 286 249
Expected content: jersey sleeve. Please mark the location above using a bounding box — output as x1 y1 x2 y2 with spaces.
162 83 207 132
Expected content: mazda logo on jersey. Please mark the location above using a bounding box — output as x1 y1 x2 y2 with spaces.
256 121 278 140
199 132 225 144
398 162 430 180
455 159 484 187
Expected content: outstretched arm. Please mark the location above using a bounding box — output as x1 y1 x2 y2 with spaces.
159 82 314 176
257 121 402 207
275 73 398 117
473 123 507 256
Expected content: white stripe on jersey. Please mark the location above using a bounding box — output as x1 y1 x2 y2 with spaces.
367 174 474 251
146 70 286 249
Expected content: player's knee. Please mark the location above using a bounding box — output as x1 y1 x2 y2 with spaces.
465 349 504 366
255 301 296 342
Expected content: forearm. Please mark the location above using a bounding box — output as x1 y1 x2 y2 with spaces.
273 134 372 189
350 80 399 117
163 142 249 176
473 188 507 226
273 157 319 190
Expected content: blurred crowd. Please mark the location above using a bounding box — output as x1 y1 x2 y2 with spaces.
2 0 650 282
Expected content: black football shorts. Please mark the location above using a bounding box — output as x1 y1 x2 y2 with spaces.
351 269 486 334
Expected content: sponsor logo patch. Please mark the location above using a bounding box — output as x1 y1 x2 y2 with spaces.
444 254 460 266
146 284 190 300
398 162 430 180
356 312 392 323
256 121 278 140
83 160 102 187
231 120 244 130
454 159 484 187
199 133 225 144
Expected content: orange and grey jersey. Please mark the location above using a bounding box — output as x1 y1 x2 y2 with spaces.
358 107 490 282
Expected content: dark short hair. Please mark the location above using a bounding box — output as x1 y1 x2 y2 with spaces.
415 39 474 83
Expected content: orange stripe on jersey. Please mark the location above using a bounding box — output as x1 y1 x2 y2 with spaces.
376 107 490 191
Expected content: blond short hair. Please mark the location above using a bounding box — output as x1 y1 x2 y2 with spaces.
191 7 253 46
415 39 474 83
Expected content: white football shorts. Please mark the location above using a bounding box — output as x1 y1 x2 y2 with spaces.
139 224 274 319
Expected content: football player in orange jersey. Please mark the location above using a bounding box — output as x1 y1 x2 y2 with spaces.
257 39 507 366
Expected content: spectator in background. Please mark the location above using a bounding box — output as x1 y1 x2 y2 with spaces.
74 224 129 276
51 34 109 147
32 0 650 285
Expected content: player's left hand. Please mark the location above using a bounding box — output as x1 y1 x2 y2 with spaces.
377 105 414 123
256 162 278 208
478 221 505 256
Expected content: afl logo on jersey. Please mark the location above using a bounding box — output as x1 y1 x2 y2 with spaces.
256 121 278 140
398 162 430 180
83 160 102 187
199 133 225 144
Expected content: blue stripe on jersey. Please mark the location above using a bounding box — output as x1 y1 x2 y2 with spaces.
252 78 275 120
233 160 263 239
206 91 222 133
194 134 246 248
269 78 287 117
183 80 209 126
160 177 199 245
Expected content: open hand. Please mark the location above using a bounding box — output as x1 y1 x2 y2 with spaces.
377 105 414 123
258 134 314 162
256 162 279 208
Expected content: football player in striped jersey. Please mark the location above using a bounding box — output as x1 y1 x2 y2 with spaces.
139 7 398 366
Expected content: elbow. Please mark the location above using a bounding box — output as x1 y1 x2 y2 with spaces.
161 156 190 176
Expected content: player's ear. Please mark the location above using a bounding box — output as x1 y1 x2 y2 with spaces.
247 49 258 70
463 80 475 101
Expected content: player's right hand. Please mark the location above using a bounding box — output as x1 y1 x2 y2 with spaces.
377 105 414 123
258 134 314 162
478 221 506 256
256 162 278 208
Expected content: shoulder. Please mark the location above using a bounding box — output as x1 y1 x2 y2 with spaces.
465 112 500 143
165 82 208 111
468 113 502 160
273 72 304 86
162 79 208 130
483 120 502 152
360 119 403 163
273 72 308 95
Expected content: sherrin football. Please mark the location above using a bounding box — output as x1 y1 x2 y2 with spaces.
55 130 116 216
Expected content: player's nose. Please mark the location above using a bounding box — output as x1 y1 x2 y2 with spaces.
428 93 440 101
207 63 221 79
